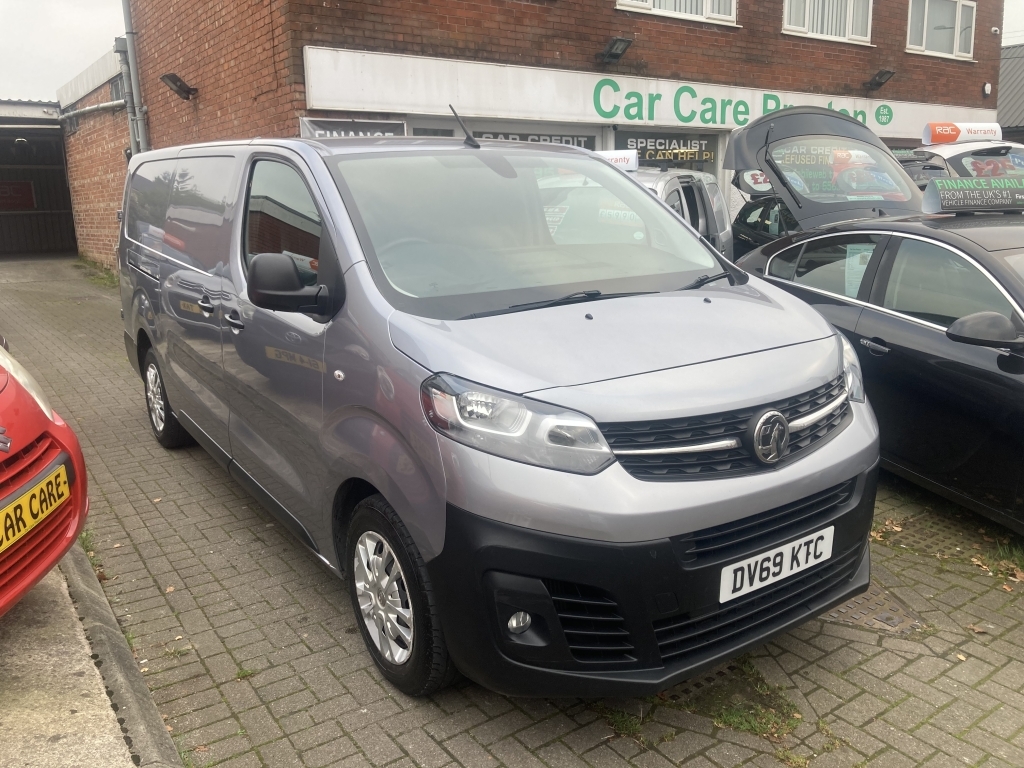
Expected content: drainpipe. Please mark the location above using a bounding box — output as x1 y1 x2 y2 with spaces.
114 37 140 156
59 100 128 122
120 0 150 152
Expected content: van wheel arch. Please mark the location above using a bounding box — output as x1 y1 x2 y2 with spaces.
332 478 381 576
136 330 153 380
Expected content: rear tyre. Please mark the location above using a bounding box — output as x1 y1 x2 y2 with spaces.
346 494 457 696
143 349 193 449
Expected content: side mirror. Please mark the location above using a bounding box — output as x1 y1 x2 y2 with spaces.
247 252 330 314
946 311 1024 351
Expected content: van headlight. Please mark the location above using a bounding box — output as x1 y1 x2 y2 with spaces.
0 344 55 421
838 333 865 403
421 373 615 475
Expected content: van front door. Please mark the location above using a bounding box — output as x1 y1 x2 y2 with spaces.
220 155 332 550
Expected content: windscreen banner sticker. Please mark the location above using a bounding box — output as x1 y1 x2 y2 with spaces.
740 170 773 193
543 205 569 234
922 122 1002 146
965 154 1024 178
923 177 1024 214
771 141 908 202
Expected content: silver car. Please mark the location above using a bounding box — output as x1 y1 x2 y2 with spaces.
119 136 879 698
630 167 734 260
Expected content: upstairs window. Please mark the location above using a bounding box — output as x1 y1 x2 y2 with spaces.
907 0 975 59
783 0 872 43
616 0 736 25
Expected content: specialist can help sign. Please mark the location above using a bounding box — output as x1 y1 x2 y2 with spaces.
922 177 1024 214
922 122 1003 146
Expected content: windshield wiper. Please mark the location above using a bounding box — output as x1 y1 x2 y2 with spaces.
458 290 655 320
678 272 733 290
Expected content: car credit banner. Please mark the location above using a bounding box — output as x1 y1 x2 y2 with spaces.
304 47 997 140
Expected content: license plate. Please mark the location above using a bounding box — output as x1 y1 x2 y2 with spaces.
720 526 834 603
0 465 71 556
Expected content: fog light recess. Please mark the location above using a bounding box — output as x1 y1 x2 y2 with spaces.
507 611 532 634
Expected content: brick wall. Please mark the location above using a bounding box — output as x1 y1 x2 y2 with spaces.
128 0 1002 149
128 0 301 150
63 86 131 266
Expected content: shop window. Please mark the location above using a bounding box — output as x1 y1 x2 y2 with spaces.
782 0 872 44
906 0 975 60
616 0 736 25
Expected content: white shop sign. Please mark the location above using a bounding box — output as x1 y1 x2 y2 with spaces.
304 47 996 140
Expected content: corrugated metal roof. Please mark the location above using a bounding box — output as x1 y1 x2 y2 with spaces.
0 100 60 120
1000 44 1024 129
57 49 120 108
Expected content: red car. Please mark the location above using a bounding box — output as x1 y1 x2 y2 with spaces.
0 335 89 618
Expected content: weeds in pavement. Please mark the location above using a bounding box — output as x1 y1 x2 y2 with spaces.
163 645 191 659
818 719 848 752
774 748 810 767
236 668 255 680
122 628 137 652
78 530 102 568
74 258 119 289
592 704 646 748
663 657 801 741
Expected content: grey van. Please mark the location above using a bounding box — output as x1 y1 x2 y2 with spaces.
119 136 879 698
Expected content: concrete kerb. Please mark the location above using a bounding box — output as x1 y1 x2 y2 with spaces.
61 542 183 768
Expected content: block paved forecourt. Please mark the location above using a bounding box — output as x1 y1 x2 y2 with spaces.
4 253 1024 768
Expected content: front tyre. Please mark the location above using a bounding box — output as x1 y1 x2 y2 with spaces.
143 349 193 449
346 495 457 696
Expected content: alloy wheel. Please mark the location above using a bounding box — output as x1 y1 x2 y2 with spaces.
353 531 414 664
145 363 166 433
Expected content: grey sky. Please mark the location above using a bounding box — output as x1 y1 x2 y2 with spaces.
1 0 1024 102
0 0 123 101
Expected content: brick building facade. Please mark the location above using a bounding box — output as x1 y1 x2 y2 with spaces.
63 0 1004 264
58 52 132 266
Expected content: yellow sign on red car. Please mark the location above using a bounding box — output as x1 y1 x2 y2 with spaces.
0 464 70 555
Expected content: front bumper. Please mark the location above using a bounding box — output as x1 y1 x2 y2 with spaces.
428 461 877 698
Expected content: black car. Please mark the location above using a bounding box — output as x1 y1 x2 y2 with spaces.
726 107 1024 534
737 216 1024 534
732 195 800 260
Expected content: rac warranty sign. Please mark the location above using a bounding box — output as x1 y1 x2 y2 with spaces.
304 47 997 140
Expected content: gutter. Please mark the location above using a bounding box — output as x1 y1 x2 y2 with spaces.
59 100 127 122
120 0 150 152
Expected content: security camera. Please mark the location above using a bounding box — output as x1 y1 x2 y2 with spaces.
992 27 1000 35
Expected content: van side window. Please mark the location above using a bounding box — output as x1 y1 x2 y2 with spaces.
165 156 240 272
706 182 730 233
126 159 177 251
666 190 685 217
244 161 322 283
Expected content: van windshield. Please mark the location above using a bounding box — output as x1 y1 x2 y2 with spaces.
768 135 915 206
328 148 719 320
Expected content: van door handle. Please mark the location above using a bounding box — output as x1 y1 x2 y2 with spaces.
225 312 245 333
860 338 890 355
197 296 215 315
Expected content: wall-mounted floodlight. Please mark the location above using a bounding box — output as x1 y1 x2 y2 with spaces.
598 37 633 64
862 69 895 91
160 73 198 100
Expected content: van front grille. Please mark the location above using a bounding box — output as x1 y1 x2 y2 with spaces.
653 545 862 663
599 375 848 481
675 479 857 566
543 579 635 664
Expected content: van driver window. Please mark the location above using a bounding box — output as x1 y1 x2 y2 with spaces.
244 161 322 283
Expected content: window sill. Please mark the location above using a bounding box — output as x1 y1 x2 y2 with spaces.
614 4 741 28
781 29 875 47
904 48 977 63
